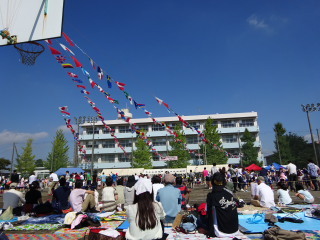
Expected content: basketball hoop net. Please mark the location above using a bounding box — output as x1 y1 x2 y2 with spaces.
14 41 45 65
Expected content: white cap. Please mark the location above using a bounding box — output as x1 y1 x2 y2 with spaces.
135 178 153 195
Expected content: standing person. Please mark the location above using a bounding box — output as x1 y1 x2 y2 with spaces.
112 173 118 186
228 164 237 193
28 172 37 185
125 178 166 240
236 168 244 191
151 175 164 202
48 171 59 195
10 170 19 188
65 171 70 187
206 172 240 238
156 174 182 223
86 172 92 186
69 180 96 212
203 167 210 189
100 172 107 187
175 176 190 209
251 176 275 208
211 163 219 176
287 161 297 191
188 170 195 189
307 160 319 191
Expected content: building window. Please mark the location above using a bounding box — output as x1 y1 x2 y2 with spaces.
99 154 115 163
87 128 100 135
137 125 149 131
119 126 132 133
222 135 237 143
119 139 132 147
221 120 236 128
102 140 115 148
153 138 167 146
119 154 131 162
189 122 200 129
240 119 254 127
102 128 112 134
86 141 99 149
152 124 166 132
187 135 199 144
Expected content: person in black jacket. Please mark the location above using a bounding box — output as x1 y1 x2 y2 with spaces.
52 178 71 212
206 172 240 238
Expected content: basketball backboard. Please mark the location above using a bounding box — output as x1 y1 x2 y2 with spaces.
0 0 64 46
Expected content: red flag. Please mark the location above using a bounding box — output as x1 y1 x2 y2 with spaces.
89 78 97 88
71 56 83 68
62 32 75 46
48 46 62 55
76 85 86 89
45 39 53 44
67 72 78 78
115 81 126 91
61 111 70 115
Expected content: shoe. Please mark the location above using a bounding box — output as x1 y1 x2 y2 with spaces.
240 189 244 192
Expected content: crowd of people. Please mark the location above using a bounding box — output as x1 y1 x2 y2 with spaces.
0 160 319 239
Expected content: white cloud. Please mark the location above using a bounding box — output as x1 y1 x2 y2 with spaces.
57 125 70 133
247 14 269 30
0 130 48 145
304 134 318 143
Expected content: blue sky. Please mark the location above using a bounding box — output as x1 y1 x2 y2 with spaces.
1 0 320 162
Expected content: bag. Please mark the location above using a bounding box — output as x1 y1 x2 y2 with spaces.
264 226 306 240
180 214 197 233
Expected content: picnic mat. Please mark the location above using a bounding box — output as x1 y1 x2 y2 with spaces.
239 212 320 233
246 230 320 240
164 228 251 240
5 233 84 240
7 223 63 231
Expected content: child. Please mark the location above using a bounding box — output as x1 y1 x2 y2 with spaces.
276 182 292 205
295 184 314 203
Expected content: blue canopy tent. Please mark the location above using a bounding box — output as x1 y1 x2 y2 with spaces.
265 162 286 170
55 167 85 176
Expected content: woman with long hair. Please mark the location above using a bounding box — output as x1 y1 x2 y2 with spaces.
125 178 165 240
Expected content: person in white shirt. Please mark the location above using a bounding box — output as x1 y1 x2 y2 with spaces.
296 184 314 203
151 175 164 202
276 182 292 205
251 176 275 208
3 185 25 210
48 172 59 195
287 161 297 191
29 172 37 185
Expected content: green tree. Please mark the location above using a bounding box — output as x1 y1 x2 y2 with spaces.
273 122 291 164
200 118 228 164
241 128 260 166
35 159 44 167
167 124 190 168
45 130 69 172
0 158 11 171
16 138 36 176
132 136 153 169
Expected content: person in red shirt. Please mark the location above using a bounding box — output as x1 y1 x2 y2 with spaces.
203 167 210 189
174 176 190 209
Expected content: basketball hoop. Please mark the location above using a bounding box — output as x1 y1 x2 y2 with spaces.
14 41 45 65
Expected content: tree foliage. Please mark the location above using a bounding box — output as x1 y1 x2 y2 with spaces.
132 135 153 169
273 122 292 164
0 158 11 171
167 124 190 168
45 130 70 172
200 118 228 164
16 139 36 176
35 159 44 167
241 128 260 166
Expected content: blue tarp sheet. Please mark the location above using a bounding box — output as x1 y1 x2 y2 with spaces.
239 212 320 233
264 162 286 170
55 167 84 176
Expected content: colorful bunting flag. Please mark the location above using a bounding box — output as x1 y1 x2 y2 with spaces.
72 79 83 83
48 46 62 55
81 90 90 94
45 39 53 45
115 81 126 91
55 55 66 63
89 78 97 88
97 66 104 80
71 56 83 68
62 63 74 68
60 43 75 55
82 68 91 77
68 72 78 78
89 58 96 69
62 32 75 46
76 85 86 89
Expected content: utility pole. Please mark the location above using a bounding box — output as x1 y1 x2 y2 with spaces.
10 142 15 176
301 104 319 166
88 116 98 176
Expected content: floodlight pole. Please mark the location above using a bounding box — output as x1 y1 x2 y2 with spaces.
302 104 319 166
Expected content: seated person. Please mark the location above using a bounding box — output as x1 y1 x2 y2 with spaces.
295 184 314 203
251 176 275 208
100 177 118 211
125 178 165 240
115 178 125 209
276 182 292 205
124 176 136 206
69 180 96 212
152 175 164 202
3 184 25 212
24 181 42 213
206 172 240 238
174 176 190 209
156 174 182 223
53 178 71 212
